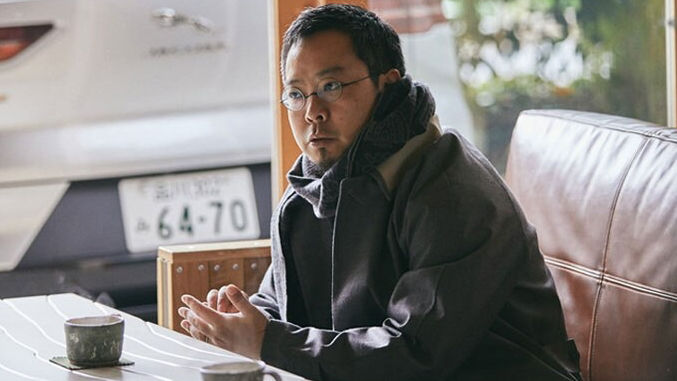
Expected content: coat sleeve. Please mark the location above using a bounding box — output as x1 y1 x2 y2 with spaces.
259 160 534 381
249 264 281 320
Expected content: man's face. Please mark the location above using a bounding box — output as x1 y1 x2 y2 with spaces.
284 30 380 170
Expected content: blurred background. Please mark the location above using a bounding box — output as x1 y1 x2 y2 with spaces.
0 0 668 322
371 0 666 172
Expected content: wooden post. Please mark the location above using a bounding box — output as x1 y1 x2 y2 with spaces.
667 0 677 127
271 0 370 201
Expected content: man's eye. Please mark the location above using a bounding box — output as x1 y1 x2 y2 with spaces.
287 89 303 99
322 81 341 92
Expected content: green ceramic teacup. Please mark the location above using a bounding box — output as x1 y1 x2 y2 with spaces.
64 315 124 367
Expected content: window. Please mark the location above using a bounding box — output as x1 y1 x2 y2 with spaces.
371 0 667 172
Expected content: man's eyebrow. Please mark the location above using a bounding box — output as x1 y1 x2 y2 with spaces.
316 66 344 77
285 66 346 86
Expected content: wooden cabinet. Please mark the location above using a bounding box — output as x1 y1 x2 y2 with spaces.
156 239 271 332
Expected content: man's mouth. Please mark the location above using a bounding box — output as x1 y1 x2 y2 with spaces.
309 136 335 143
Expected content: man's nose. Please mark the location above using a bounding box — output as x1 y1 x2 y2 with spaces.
304 94 328 123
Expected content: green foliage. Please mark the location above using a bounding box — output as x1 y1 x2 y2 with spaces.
445 0 666 171
577 0 666 125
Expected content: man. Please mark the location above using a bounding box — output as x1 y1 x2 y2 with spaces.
179 4 582 380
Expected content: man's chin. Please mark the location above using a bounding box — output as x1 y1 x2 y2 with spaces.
305 154 338 174
309 157 335 173
308 149 341 173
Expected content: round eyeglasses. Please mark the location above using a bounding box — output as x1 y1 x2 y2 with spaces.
280 75 372 111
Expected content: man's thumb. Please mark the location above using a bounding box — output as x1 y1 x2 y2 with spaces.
225 285 254 313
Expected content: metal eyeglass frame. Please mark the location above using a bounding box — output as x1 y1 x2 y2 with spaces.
280 75 372 111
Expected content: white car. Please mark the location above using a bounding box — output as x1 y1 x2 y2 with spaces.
0 0 273 320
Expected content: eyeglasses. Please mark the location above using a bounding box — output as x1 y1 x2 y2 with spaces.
280 75 372 111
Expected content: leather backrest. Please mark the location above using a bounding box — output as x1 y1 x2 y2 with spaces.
505 110 677 381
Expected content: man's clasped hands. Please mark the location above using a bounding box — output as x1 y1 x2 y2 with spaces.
178 284 268 359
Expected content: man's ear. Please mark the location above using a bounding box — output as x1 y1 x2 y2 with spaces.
378 68 402 90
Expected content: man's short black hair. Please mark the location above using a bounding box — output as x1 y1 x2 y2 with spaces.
281 4 405 83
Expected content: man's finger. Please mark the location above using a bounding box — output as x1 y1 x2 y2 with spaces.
225 285 257 315
207 289 218 310
217 286 233 313
189 324 208 343
182 294 221 317
180 319 191 333
185 309 215 336
183 320 211 342
178 306 190 319
181 294 226 332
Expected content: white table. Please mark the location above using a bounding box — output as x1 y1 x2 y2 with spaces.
0 293 304 380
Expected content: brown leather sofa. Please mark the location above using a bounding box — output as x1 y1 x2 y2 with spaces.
505 110 677 381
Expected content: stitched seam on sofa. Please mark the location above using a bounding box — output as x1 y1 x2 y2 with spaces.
543 256 602 280
603 274 677 302
587 138 649 381
522 110 677 143
544 256 677 302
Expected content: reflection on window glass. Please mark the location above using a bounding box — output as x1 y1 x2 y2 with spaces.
372 0 666 172
370 0 475 143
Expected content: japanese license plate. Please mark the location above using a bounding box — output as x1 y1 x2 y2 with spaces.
118 168 260 253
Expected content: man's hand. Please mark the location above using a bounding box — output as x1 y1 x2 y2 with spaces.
205 285 241 313
178 284 268 360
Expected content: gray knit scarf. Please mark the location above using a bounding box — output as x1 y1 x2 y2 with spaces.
287 75 435 218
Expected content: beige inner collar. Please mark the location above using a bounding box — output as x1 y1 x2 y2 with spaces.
376 115 442 194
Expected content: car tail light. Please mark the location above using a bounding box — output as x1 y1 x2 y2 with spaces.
0 24 53 62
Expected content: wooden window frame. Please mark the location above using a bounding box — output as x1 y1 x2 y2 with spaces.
667 0 677 127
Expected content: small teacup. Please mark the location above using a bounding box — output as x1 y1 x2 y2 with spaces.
200 361 282 381
64 314 124 367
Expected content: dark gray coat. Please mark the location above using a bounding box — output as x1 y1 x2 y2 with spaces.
251 120 581 381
